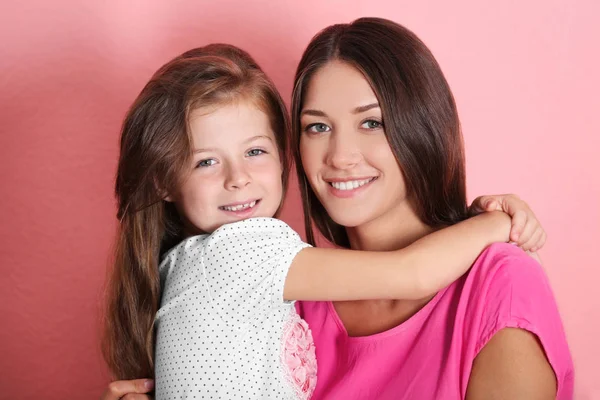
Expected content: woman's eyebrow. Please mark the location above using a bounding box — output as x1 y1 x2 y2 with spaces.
353 103 380 114
301 102 380 117
301 109 327 117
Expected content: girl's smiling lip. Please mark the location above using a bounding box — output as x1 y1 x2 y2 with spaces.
219 199 261 216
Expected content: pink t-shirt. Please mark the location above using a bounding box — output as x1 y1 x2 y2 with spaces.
296 243 574 399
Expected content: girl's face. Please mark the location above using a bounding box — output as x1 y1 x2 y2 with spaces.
299 61 409 229
167 100 283 234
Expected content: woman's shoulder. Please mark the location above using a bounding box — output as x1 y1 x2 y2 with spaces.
455 242 561 323
465 242 548 293
456 245 574 396
456 243 569 357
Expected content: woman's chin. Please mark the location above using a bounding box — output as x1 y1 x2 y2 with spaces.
326 210 372 229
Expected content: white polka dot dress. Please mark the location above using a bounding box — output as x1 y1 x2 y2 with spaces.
154 218 317 399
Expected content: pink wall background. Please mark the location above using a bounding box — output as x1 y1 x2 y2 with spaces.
1 1 598 398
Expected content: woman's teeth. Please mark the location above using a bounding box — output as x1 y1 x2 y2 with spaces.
330 178 374 191
221 200 257 212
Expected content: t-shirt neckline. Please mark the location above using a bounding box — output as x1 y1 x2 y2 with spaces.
326 285 452 343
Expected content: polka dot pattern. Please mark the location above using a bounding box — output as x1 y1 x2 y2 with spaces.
154 217 312 399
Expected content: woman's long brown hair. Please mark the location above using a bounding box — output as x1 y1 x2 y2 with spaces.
290 17 469 248
102 44 291 380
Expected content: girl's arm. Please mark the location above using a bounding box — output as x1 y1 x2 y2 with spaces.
284 211 511 301
468 193 546 253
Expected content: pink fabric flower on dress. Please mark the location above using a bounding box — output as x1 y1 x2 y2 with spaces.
281 312 317 399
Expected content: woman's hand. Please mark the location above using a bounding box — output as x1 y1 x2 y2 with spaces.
100 379 154 400
469 194 546 252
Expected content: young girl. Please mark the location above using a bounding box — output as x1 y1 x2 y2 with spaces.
103 44 542 399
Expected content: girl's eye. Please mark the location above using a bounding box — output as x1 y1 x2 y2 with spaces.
361 120 383 130
247 148 266 157
196 159 217 168
304 123 331 134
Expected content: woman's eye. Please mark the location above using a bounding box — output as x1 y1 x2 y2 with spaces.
247 148 266 157
305 123 331 133
196 159 217 168
361 120 383 130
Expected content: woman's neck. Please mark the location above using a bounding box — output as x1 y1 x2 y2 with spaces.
346 199 435 252
336 201 441 336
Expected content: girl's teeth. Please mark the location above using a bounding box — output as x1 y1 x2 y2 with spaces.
222 200 256 211
330 178 373 191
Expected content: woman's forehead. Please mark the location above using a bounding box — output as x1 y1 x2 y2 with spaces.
302 61 379 115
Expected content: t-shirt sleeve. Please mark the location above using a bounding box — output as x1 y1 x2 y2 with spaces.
201 217 311 327
463 243 574 399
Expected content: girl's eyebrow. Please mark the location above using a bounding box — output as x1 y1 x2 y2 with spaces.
193 148 215 154
194 135 273 153
244 135 273 144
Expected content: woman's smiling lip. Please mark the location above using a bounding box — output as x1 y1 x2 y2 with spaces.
324 176 377 182
324 177 378 198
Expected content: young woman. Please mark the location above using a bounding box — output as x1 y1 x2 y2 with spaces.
290 18 573 399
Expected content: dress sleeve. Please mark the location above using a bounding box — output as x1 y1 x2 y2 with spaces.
202 217 311 328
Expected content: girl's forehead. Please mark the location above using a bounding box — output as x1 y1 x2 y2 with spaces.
188 102 276 148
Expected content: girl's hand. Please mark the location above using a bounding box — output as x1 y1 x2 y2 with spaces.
100 379 154 400
469 194 546 252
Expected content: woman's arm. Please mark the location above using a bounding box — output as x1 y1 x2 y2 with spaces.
100 379 153 400
465 328 557 400
284 211 511 301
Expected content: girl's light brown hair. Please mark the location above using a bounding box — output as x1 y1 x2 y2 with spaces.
290 17 469 248
103 44 291 379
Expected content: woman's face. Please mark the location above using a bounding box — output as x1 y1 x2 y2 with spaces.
299 60 409 229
